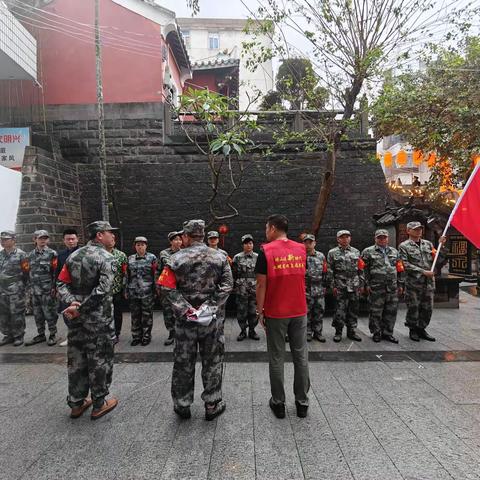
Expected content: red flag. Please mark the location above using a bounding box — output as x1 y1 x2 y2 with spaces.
450 164 480 248
157 266 177 289
58 264 72 283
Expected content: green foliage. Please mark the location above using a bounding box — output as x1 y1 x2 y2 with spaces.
259 90 284 111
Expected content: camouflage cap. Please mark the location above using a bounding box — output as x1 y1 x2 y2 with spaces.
134 236 148 243
375 229 389 238
86 221 118 237
407 221 423 230
183 219 205 236
207 230 220 239
168 231 181 241
33 229 49 238
337 229 351 238
303 234 316 242
0 230 16 239
241 234 253 243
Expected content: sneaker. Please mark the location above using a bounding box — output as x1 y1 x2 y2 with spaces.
295 401 308 418
313 332 326 343
0 336 14 347
174 405 191 419
333 330 342 343
47 334 57 346
248 329 260 341
91 397 118 420
24 334 46 346
131 338 141 346
70 398 93 419
205 400 226 421
59 339 68 347
237 330 247 342
269 398 285 419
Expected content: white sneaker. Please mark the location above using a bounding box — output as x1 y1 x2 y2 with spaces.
59 339 68 347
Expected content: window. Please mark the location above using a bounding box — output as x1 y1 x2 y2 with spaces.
181 30 190 49
208 32 219 50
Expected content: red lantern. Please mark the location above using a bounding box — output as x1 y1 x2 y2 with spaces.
218 224 229 235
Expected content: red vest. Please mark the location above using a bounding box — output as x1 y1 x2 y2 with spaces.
262 238 307 318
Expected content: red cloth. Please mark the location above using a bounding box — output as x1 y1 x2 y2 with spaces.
58 264 72 283
451 165 480 248
262 239 307 318
157 266 177 289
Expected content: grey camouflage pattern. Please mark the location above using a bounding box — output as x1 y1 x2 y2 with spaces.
306 250 326 335
232 251 257 331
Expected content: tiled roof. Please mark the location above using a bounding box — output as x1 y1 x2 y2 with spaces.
192 57 240 70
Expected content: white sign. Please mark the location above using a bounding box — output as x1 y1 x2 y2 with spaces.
0 127 30 171
0 165 22 234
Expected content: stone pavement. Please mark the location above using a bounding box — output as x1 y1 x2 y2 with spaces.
1 288 480 479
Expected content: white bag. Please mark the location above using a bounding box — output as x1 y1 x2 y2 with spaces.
187 304 217 326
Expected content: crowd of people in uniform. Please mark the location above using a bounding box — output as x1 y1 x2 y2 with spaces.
0 215 447 420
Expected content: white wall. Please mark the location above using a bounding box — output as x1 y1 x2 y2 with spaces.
0 165 22 233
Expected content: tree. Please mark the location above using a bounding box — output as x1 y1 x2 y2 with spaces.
259 90 284 110
372 36 480 194
240 0 476 235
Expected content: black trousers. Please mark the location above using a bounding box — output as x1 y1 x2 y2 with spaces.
113 293 124 337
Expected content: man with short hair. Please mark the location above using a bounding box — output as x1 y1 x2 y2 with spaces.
361 229 404 343
399 221 447 342
57 221 118 420
327 230 364 343
255 214 310 419
303 234 327 343
125 237 157 346
158 220 233 421
232 234 259 341
25 230 59 346
158 231 183 346
0 231 29 347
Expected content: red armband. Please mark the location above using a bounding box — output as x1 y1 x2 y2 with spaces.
51 257 58 271
357 258 366 270
58 264 72 284
431 248 437 259
151 261 158 275
396 260 405 273
121 262 127 275
322 261 328 273
157 266 176 289
20 258 30 273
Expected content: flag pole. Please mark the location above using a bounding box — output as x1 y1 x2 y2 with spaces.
430 162 480 272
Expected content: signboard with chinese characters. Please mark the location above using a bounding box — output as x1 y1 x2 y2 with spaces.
448 234 472 276
0 128 30 171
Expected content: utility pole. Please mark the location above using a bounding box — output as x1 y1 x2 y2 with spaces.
95 0 109 221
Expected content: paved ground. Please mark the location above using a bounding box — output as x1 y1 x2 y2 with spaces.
1 288 480 479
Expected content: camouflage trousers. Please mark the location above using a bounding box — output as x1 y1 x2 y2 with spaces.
405 283 434 330
307 294 325 335
236 293 257 331
332 290 359 331
32 293 58 336
0 292 26 340
368 288 398 335
130 295 154 341
172 317 225 408
162 296 175 333
67 322 114 409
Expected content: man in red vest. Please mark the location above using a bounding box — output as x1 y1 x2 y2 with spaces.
255 214 310 419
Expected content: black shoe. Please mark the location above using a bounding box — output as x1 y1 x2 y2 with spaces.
295 401 308 418
372 332 381 343
47 334 57 346
269 398 285 419
307 333 313 342
285 335 289 343
13 338 24 347
237 330 247 342
333 330 342 343
382 334 399 344
409 330 420 342
0 336 14 346
164 331 175 346
141 337 151 346
174 405 191 419
24 334 46 346
418 329 436 342
313 332 326 343
205 400 226 421
248 329 260 341
130 338 141 346
347 330 362 342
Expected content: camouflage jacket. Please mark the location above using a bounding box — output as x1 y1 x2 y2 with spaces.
56 240 115 325
125 252 157 299
327 245 364 292
361 245 404 292
232 251 257 296
110 248 127 295
163 241 233 319
398 239 446 287
0 248 29 296
28 246 58 295
306 250 327 298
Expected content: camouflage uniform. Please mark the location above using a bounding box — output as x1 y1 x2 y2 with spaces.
361 244 404 336
57 225 116 410
28 246 58 336
232 250 258 332
305 250 327 336
327 245 364 331
159 246 178 334
0 242 29 342
110 248 127 337
126 251 157 342
162 220 233 409
399 238 445 331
